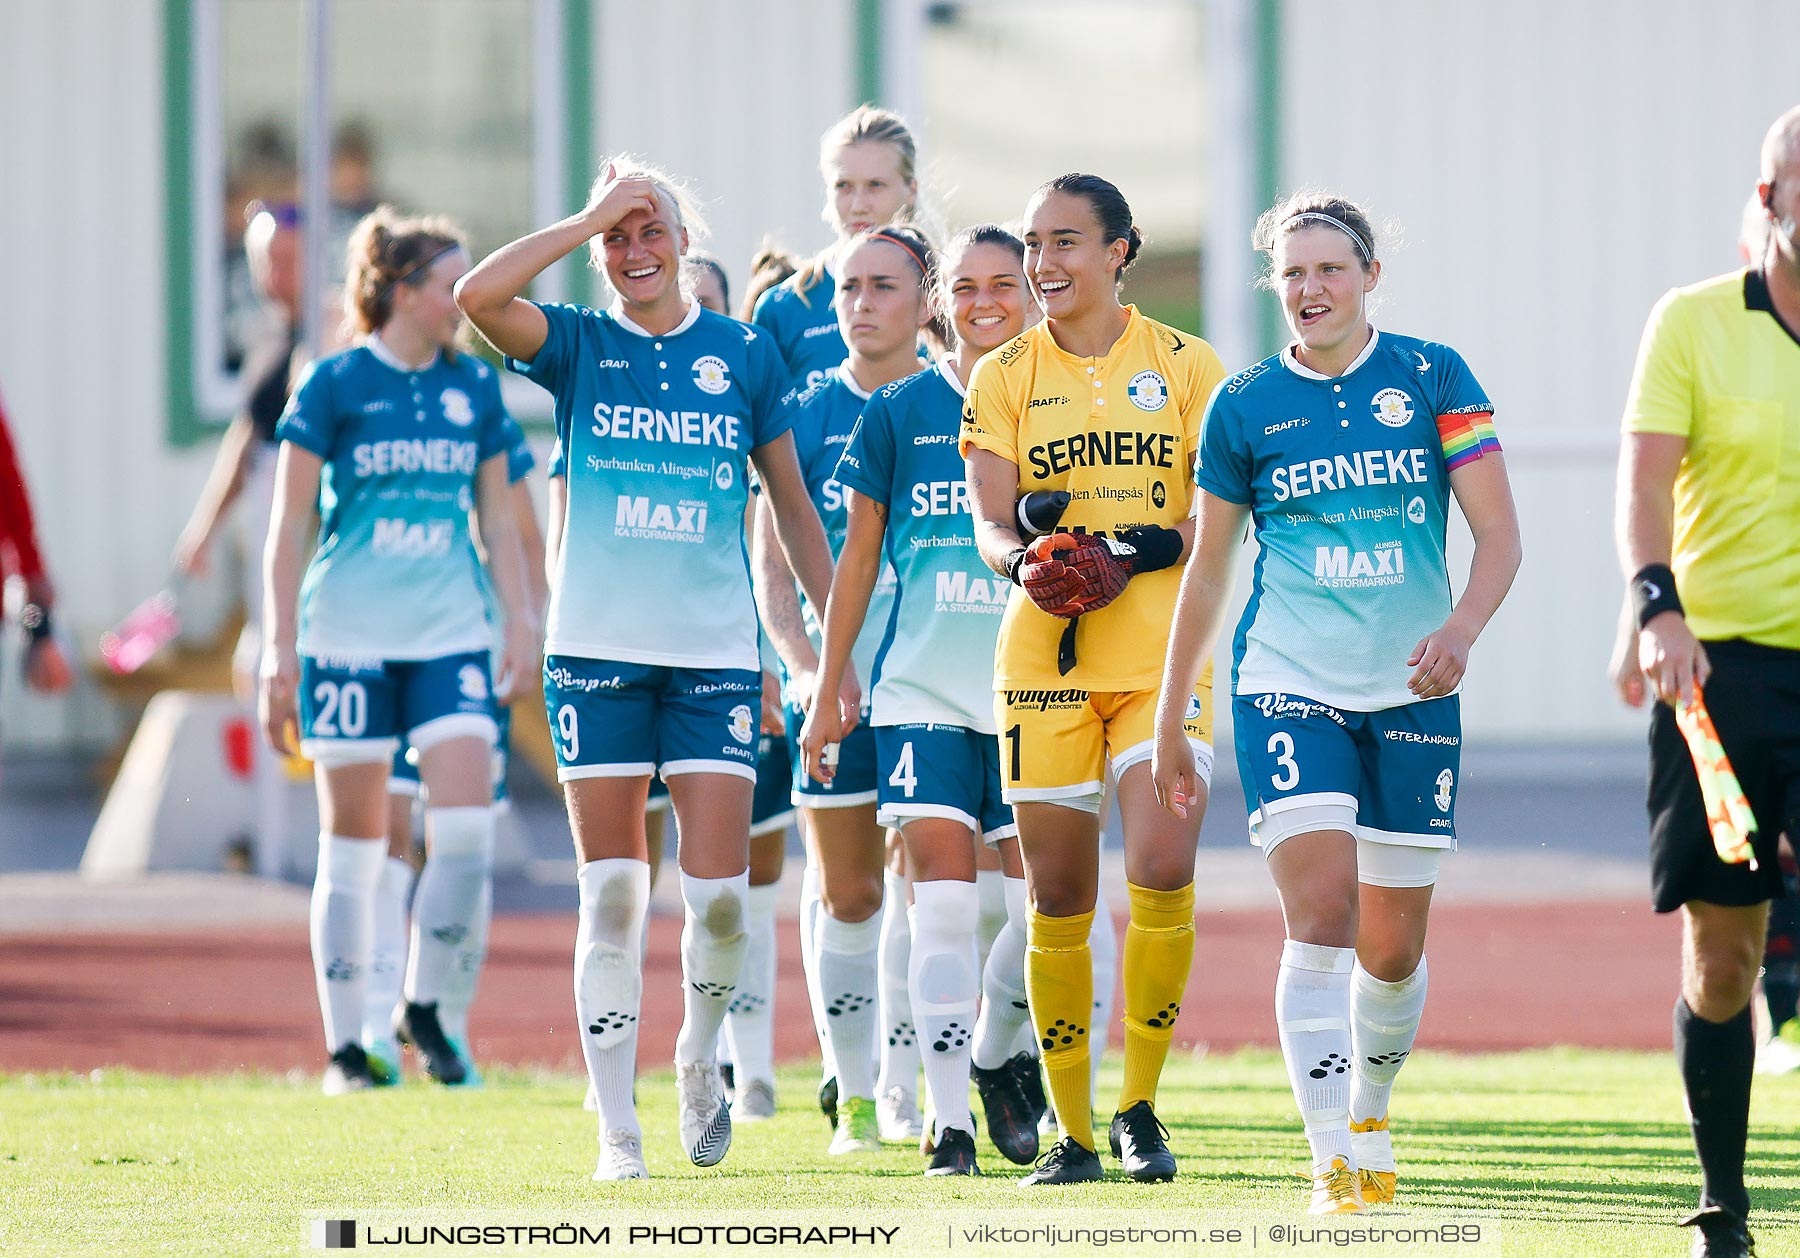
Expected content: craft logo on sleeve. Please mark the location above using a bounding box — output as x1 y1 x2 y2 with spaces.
691 355 731 395
440 388 474 427
1127 370 1168 412
1370 387 1415 428
311 1219 356 1249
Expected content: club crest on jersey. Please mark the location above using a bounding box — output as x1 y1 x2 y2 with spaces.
440 388 474 427
728 704 755 745
458 664 489 701
691 355 731 395
1371 388 1414 428
1184 693 1202 721
1127 370 1168 412
1434 767 1454 812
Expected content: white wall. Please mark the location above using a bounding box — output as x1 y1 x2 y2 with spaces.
0 0 199 751
593 0 857 302
1276 0 1800 740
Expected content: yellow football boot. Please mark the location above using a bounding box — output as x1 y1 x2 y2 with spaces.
1350 1115 1396 1204
1300 1155 1367 1215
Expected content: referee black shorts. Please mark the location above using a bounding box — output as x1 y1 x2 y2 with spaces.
1649 639 1800 913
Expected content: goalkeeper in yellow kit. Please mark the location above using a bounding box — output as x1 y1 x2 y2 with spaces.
960 173 1227 1185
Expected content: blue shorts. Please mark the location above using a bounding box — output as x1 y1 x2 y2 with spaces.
391 705 513 805
1232 692 1461 852
752 732 796 834
300 651 497 767
543 655 760 783
785 703 878 808
876 723 1016 848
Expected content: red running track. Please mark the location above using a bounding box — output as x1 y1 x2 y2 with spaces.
0 900 1678 1076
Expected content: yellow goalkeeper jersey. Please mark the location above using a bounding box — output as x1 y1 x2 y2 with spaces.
960 306 1227 690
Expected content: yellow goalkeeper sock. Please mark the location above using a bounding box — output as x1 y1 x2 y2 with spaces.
1119 881 1195 1111
1026 907 1096 1151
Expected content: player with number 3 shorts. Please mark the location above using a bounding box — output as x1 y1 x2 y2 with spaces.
1154 192 1520 1214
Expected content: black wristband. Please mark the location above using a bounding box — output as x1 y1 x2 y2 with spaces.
1004 546 1029 585
1116 525 1183 575
1631 563 1682 629
20 603 53 643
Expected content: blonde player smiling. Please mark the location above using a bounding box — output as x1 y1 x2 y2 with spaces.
1154 193 1519 1214
961 174 1227 1186
456 159 843 1180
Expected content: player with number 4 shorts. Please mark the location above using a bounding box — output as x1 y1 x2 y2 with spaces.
962 175 1228 1186
259 209 538 1100
1154 193 1519 1215
458 158 842 1181
803 225 1050 1176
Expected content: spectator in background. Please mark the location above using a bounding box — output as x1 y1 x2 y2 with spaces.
175 202 304 703
0 388 72 717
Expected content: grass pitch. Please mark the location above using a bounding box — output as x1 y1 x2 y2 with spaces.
5 1049 1796 1256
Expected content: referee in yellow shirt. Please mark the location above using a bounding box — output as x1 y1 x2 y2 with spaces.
1616 104 1800 1258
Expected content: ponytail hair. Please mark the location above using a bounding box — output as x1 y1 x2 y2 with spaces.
740 241 800 323
343 204 466 337
1034 173 1142 283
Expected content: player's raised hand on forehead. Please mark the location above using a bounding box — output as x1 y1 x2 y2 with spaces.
585 172 662 233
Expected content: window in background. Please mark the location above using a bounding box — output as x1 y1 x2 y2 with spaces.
918 0 1207 335
174 0 584 439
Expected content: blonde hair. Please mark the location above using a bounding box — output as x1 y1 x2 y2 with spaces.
342 205 466 335
794 105 919 305
583 155 709 275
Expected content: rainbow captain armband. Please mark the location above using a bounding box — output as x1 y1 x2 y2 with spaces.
1435 406 1501 471
1674 689 1759 870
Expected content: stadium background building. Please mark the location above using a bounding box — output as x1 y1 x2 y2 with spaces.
1 0 1796 758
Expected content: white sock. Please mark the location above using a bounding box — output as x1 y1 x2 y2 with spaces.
575 858 650 1137
724 882 779 1087
876 869 918 1100
975 868 1008 973
404 806 494 1009
910 880 980 1138
800 859 835 1080
363 856 414 1048
310 834 386 1053
1350 957 1429 1124
973 875 1031 1070
1089 900 1118 1091
1277 940 1357 1172
674 870 749 1065
818 910 882 1101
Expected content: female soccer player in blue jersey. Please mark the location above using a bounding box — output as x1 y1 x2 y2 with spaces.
1153 193 1520 1214
260 208 538 1098
752 106 919 391
455 160 844 1181
800 225 1049 1175
752 224 939 1156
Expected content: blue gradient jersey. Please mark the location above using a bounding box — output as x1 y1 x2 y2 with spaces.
835 360 1005 733
752 266 843 392
1196 329 1501 711
786 368 897 697
505 300 791 670
277 339 512 659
